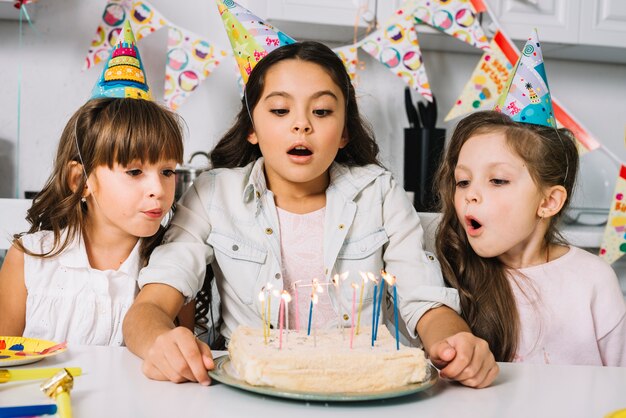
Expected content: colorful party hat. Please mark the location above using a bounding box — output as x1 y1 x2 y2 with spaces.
91 19 152 100
494 29 555 127
216 0 295 85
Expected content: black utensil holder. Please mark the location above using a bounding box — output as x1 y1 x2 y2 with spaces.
404 127 446 212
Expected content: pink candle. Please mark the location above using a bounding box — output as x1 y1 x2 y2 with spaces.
350 283 358 349
278 296 285 350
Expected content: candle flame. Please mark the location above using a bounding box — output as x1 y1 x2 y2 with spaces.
258 291 266 301
381 270 397 286
281 290 292 303
351 282 359 289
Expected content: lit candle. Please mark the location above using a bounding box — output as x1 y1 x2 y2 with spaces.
357 272 375 335
278 294 285 350
307 279 319 336
281 290 291 343
258 290 267 345
292 281 300 332
371 280 377 347
382 271 400 350
266 283 273 339
350 282 358 349
374 273 385 341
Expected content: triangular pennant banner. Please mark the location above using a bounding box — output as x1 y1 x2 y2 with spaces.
83 0 166 70
360 20 432 101
445 33 513 121
164 26 226 110
600 165 626 264
333 45 359 83
128 0 169 40
413 0 489 50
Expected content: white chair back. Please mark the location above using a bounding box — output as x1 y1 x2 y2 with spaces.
0 198 32 250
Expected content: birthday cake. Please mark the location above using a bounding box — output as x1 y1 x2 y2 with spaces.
228 325 428 393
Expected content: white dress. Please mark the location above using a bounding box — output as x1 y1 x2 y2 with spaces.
21 230 141 346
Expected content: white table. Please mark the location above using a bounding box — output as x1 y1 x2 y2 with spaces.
1 346 625 418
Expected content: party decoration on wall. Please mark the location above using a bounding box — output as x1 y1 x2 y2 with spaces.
412 0 489 50
445 32 513 121
334 45 359 82
128 0 168 40
494 29 555 128
164 26 227 110
216 0 295 85
84 0 131 70
91 20 152 100
600 165 626 264
361 18 432 101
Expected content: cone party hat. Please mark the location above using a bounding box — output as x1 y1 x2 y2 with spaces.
494 29 555 127
91 20 152 100
216 0 295 85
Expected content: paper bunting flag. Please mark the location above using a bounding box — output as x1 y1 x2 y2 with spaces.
83 0 167 70
127 0 168 40
600 165 626 264
91 20 152 100
360 19 432 101
445 34 513 121
412 0 489 50
216 0 295 85
495 29 555 128
164 26 227 110
84 0 132 70
333 45 359 82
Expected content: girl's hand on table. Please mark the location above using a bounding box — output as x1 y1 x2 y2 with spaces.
428 331 499 389
141 326 214 385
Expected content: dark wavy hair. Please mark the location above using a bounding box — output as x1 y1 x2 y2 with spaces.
14 98 185 265
435 110 579 361
209 41 381 168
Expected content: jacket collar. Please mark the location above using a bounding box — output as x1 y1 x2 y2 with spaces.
242 157 385 203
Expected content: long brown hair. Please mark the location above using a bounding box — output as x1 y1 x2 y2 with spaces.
15 98 185 264
210 41 381 168
435 110 578 361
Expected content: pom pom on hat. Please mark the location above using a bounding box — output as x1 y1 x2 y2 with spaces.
91 20 152 100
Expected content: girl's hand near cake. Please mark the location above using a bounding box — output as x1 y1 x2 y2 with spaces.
417 306 498 389
124 283 215 385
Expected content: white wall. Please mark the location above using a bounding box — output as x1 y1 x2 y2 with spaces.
1 0 625 201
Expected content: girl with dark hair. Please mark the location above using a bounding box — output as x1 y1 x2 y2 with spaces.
125 41 498 388
0 97 184 345
435 110 626 365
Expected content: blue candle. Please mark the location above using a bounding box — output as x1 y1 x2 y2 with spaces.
307 298 313 336
374 279 384 341
371 283 377 347
393 284 399 350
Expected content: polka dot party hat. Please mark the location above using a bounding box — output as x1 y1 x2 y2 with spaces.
494 29 555 128
91 19 152 100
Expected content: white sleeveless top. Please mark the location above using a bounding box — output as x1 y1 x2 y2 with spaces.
22 230 141 346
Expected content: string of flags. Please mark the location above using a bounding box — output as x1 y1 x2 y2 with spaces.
75 0 623 263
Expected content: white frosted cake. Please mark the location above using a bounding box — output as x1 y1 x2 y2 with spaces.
228 325 428 393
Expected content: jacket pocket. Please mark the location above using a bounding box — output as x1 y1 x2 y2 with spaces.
207 231 267 305
338 228 389 260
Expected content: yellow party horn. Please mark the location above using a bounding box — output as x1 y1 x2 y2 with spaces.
41 368 74 418
0 367 82 383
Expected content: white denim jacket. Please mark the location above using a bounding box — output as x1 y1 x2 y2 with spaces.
139 158 460 340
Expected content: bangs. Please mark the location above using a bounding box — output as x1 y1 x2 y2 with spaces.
91 99 184 168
